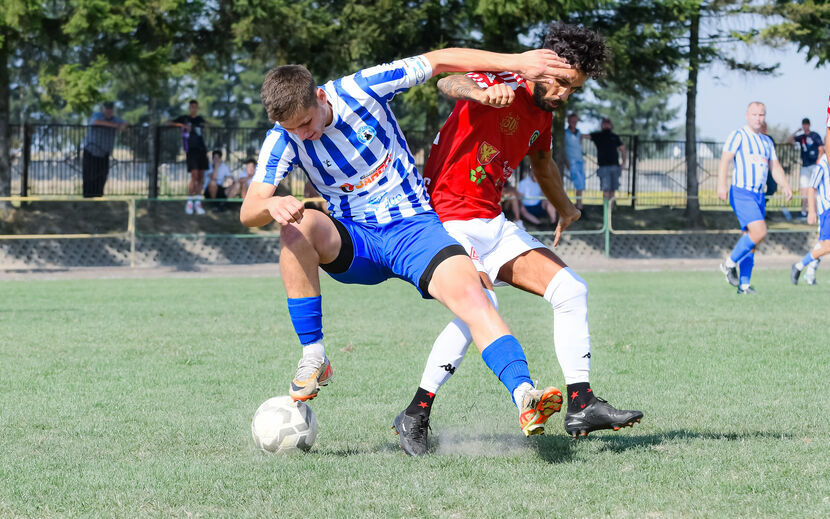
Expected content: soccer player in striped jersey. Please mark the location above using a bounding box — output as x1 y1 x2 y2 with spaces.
393 23 643 455
791 155 830 285
241 48 574 443
718 102 793 294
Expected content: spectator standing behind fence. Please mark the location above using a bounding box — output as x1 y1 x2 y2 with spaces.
564 112 585 210
589 117 625 204
787 117 824 218
204 149 231 201
718 101 792 295
82 101 127 197
168 99 209 215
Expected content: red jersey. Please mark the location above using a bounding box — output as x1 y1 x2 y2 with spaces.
423 71 552 221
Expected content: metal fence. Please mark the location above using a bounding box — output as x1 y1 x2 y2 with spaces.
8 125 805 205
554 134 803 208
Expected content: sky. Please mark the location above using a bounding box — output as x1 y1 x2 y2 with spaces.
694 44 829 141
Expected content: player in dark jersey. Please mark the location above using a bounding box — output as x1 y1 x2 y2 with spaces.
393 23 643 456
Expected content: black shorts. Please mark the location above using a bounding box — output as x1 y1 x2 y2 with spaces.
186 150 209 171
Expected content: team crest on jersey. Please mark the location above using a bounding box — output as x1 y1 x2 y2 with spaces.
477 142 500 165
357 125 376 144
499 113 519 136
528 130 540 147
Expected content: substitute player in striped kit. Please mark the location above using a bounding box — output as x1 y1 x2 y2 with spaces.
791 155 830 285
393 23 643 456
718 102 793 294
241 48 573 444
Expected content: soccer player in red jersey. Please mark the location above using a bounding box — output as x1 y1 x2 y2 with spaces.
393 23 643 455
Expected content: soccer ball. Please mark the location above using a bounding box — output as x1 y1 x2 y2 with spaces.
251 396 318 454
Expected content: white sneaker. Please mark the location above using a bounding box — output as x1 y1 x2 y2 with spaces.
194 200 206 215
185 200 194 215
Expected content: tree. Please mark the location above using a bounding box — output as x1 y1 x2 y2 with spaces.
755 1 830 65
572 83 682 139
569 1 777 227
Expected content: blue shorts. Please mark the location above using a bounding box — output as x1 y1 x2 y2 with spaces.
321 211 466 299
729 186 766 230
598 165 621 191
569 160 586 191
523 203 546 218
820 211 830 241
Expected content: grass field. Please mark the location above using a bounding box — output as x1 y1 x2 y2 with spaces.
2 269 829 518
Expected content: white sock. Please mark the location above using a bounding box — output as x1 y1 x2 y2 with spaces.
544 268 591 385
302 341 325 361
417 288 497 393
725 258 737 268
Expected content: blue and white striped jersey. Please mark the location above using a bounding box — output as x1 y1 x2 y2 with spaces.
723 126 779 193
809 156 830 216
253 56 434 224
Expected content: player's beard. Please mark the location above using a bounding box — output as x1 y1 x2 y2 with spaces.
532 83 560 112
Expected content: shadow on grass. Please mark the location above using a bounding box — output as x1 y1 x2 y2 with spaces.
584 429 794 455
329 429 793 459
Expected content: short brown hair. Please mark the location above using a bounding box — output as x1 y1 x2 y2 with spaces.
261 65 317 122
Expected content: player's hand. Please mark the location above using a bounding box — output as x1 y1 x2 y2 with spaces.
781 185 793 202
267 196 305 225
478 83 515 108
515 49 573 83
717 184 729 202
553 208 581 247
808 211 817 225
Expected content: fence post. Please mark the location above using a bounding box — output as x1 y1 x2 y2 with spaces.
149 125 160 198
630 135 638 209
21 124 31 197
603 198 611 258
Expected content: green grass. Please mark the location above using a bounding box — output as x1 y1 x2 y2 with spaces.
1 270 829 518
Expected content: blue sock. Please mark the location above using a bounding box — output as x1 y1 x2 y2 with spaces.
729 234 756 263
739 253 754 286
286 297 323 345
798 251 815 269
481 335 533 404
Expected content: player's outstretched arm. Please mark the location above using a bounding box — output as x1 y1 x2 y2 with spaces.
530 150 580 246
423 48 571 83
437 75 515 107
240 181 304 227
717 151 734 201
769 159 793 202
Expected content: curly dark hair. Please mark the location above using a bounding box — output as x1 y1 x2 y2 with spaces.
542 22 607 79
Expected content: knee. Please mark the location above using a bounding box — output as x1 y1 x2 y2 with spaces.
549 269 588 308
280 222 312 251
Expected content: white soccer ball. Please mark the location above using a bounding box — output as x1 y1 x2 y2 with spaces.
251 396 318 454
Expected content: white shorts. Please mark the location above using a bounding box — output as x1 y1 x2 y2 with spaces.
801 164 818 189
442 213 547 287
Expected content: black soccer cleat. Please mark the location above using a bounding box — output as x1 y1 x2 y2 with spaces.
392 411 430 456
720 262 739 287
736 285 757 295
564 397 643 438
791 264 802 285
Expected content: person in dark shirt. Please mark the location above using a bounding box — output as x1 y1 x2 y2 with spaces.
81 101 128 197
788 117 825 217
589 117 626 203
169 99 209 215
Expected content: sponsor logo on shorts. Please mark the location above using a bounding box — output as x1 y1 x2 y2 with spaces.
499 112 519 136
477 142 500 165
528 130 540 147
357 125 376 144
470 247 480 261
339 153 391 193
